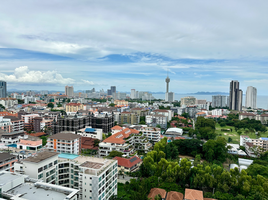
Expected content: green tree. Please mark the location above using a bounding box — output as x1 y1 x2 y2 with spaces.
203 137 227 163
109 103 116 107
108 151 123 158
47 102 54 108
156 124 161 128
40 136 48 146
220 122 226 127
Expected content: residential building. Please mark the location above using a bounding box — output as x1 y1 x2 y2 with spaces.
184 188 204 200
0 80 7 98
111 86 116 95
81 137 99 151
146 114 168 129
0 172 79 200
185 106 198 118
118 112 140 125
181 96 197 106
0 130 25 145
4 116 24 132
52 113 114 134
140 126 161 142
245 86 257 109
99 127 152 157
24 96 37 104
66 103 84 112
21 113 40 131
114 100 128 107
0 153 17 172
0 98 18 108
77 126 103 140
131 107 149 117
212 95 227 108
17 135 43 151
65 85 74 97
130 89 136 99
111 125 124 135
229 80 243 111
113 156 142 174
46 132 82 154
0 116 13 132
227 143 247 156
152 109 173 121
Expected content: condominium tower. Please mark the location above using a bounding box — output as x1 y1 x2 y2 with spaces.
245 86 257 109
0 80 7 98
65 85 74 97
212 95 227 108
229 80 243 111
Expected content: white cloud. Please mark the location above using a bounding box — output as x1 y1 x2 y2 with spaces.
82 79 94 85
0 66 75 85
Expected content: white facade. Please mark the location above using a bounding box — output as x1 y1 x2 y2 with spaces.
212 95 227 108
65 86 74 97
165 92 174 102
77 126 103 140
146 115 168 129
24 96 37 104
211 109 223 116
130 89 136 99
245 86 257 109
140 127 161 142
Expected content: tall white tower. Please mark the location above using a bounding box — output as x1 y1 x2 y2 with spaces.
165 75 173 102
245 86 257 109
165 76 170 93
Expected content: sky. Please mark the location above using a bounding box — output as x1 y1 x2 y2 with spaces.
1 0 268 94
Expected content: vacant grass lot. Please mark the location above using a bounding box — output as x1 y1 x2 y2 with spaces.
215 123 268 144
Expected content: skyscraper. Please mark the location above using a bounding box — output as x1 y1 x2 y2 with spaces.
111 86 116 94
65 85 74 97
245 86 257 109
229 80 243 111
130 89 136 99
0 81 7 98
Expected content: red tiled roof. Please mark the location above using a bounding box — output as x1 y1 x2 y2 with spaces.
184 189 203 200
81 137 98 150
102 128 139 144
27 132 47 137
111 125 123 130
175 137 186 140
148 188 167 200
0 112 18 117
166 191 183 200
240 113 256 116
204 198 217 200
113 156 142 168
154 109 169 112
196 112 206 115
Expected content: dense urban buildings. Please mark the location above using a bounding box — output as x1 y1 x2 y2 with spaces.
245 86 257 109
0 80 7 98
229 80 243 111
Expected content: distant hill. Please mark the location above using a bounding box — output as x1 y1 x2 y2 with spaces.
186 91 229 95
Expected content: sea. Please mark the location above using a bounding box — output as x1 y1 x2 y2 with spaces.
153 94 268 110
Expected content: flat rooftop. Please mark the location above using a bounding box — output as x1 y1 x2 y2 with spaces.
23 151 58 163
80 161 104 169
0 152 16 162
6 183 69 200
0 172 24 186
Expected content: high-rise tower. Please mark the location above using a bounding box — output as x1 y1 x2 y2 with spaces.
229 80 243 111
245 86 257 109
165 76 170 93
0 81 7 98
165 75 174 102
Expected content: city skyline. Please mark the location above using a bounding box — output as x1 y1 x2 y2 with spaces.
0 1 268 95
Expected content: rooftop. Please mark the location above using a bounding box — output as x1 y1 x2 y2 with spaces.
80 161 104 169
0 152 16 161
23 151 58 163
113 156 142 168
102 128 139 144
148 188 167 200
49 132 82 140
184 188 203 200
166 191 184 200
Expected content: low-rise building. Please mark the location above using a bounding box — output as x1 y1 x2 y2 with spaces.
66 103 84 112
111 125 124 135
0 152 18 172
140 127 161 142
118 112 140 125
77 126 103 140
146 114 168 129
113 156 142 174
0 130 25 145
165 127 183 136
17 135 43 151
99 127 152 157
46 132 82 154
227 143 247 156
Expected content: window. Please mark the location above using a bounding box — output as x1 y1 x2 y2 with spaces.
54 160 58 165
44 165 47 170
49 163 53 168
38 167 43 173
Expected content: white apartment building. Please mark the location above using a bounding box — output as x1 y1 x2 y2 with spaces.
245 86 257 109
181 96 197 106
0 172 79 200
14 151 58 184
0 98 18 108
146 114 168 129
99 128 152 157
151 109 173 121
139 127 161 142
46 132 82 154
111 125 124 135
0 130 25 144
77 126 103 140
14 151 118 200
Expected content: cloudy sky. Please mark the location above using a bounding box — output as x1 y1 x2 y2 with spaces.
0 0 268 94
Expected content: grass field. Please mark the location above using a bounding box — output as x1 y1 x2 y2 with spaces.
215 123 268 144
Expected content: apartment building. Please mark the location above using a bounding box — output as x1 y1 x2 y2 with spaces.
99 127 152 157
0 152 18 172
239 113 268 124
46 132 82 154
111 125 124 135
240 135 268 157
66 103 84 112
151 109 173 121
0 116 13 132
21 113 40 131
14 151 58 184
139 126 161 142
77 126 103 140
52 113 114 134
5 116 24 132
181 96 197 106
130 108 149 117
114 100 128 106
118 112 140 125
0 172 79 200
14 152 118 200
146 114 168 129
0 130 25 145
0 98 18 108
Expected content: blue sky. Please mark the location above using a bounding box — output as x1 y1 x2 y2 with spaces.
1 0 268 95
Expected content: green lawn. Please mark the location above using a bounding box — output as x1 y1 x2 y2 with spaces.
215 123 268 144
